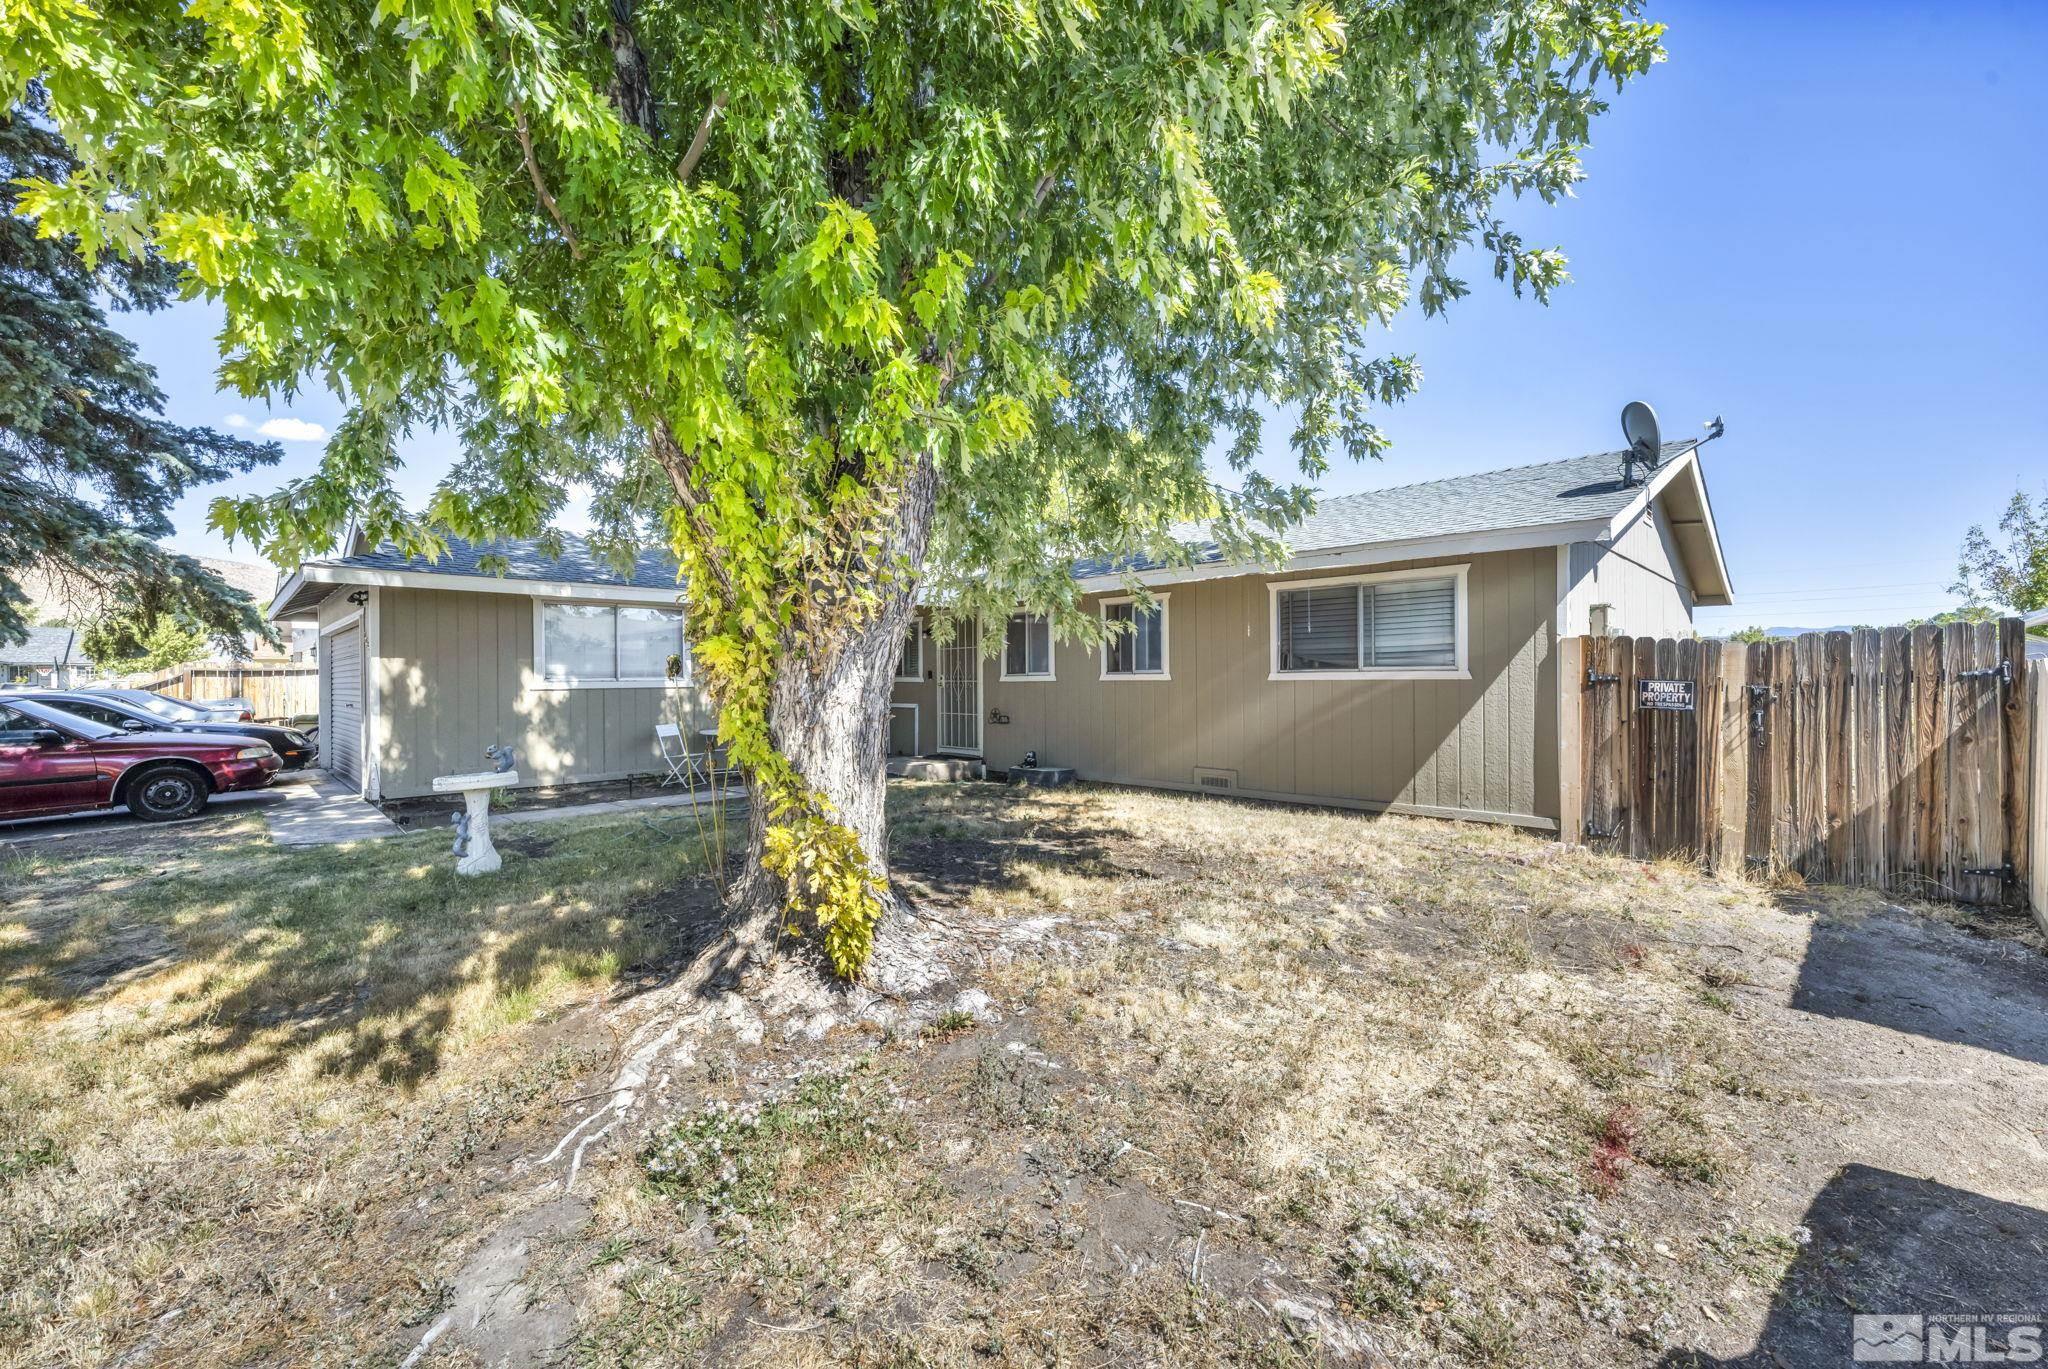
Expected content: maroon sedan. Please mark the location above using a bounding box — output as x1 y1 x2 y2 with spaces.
0 696 282 823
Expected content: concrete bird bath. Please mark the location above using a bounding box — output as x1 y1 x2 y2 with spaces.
433 768 519 875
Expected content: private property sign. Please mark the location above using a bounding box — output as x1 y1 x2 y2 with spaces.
1637 678 1696 712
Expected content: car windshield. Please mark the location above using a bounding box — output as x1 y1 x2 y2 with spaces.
136 693 207 720
3 697 120 739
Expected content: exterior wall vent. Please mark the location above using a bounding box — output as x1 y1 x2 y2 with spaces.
1193 766 1238 791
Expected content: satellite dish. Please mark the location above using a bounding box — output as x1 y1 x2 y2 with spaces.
1618 401 1662 487
1620 401 1662 460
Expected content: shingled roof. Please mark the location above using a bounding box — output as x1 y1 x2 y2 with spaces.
0 626 80 667
272 440 1728 615
1072 441 1702 579
308 533 682 591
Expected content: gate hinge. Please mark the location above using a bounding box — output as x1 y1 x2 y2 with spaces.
1583 822 1621 840
1961 863 2014 882
1585 670 1619 685
1957 660 2013 686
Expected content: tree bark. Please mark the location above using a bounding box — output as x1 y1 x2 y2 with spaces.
656 427 940 974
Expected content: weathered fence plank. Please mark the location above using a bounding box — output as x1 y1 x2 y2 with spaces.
109 661 319 720
1562 618 2034 909
2028 660 2047 931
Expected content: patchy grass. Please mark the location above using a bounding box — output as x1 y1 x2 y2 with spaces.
1 780 2033 1366
0 811 707 1366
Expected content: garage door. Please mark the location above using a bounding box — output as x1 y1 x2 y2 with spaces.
326 625 364 785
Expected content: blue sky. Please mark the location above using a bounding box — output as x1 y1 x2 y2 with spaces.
128 0 2047 631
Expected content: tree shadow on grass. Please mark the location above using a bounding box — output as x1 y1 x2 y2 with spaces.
1660 1165 2048 1366
0 816 729 1109
884 781 1136 905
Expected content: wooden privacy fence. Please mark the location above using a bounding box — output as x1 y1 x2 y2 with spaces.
111 661 319 721
1558 620 2034 909
2032 660 2048 922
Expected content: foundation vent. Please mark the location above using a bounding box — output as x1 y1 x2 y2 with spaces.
1192 766 1238 792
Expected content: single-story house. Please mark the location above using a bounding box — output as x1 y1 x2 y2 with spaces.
0 626 89 687
269 437 1732 830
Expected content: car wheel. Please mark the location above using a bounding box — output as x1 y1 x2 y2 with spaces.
126 765 209 822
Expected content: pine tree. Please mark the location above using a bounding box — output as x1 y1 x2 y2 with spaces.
0 91 280 648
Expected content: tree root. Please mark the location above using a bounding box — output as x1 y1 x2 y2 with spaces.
533 895 959 1190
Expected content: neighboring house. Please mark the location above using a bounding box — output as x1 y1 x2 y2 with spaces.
0 626 89 687
269 438 1732 829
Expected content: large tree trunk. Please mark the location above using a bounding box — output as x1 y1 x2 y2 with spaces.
660 434 940 976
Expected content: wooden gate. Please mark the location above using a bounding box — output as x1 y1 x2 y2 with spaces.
1559 620 2033 907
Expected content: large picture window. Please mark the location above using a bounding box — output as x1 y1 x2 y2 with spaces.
1002 614 1053 680
1269 569 1466 680
539 602 688 685
1100 596 1168 679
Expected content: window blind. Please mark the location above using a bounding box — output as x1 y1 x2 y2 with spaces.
1369 577 1456 667
1274 576 1457 672
1277 585 1362 671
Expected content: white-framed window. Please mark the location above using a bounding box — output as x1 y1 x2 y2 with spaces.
535 600 689 687
1100 594 1169 680
895 622 924 682
1001 613 1054 680
1267 566 1468 681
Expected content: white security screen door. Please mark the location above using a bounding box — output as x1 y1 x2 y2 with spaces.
936 619 982 755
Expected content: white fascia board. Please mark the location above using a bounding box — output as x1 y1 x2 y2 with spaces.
1071 517 1613 595
279 562 684 605
265 570 310 622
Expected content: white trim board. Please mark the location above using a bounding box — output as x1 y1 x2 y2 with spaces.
365 587 383 802
318 607 364 637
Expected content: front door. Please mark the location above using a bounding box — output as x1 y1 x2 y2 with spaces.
936 620 982 755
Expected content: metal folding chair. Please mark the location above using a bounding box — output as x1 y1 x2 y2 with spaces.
655 723 704 789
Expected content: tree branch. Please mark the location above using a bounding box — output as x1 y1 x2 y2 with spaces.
513 100 581 258
649 422 739 606
676 94 728 182
606 0 660 138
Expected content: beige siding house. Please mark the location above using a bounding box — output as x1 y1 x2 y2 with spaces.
270 438 1732 825
272 539 714 801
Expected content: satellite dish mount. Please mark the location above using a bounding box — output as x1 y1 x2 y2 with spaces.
1619 401 1662 487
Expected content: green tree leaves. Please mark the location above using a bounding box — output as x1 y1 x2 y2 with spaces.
0 96 279 651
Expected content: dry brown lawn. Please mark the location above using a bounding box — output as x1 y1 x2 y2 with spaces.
3 782 2042 1367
